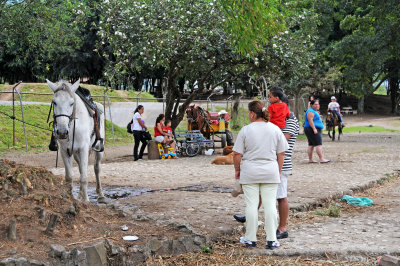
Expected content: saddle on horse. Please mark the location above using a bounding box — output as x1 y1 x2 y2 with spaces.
75 86 104 152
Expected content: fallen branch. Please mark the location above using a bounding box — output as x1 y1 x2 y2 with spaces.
66 236 105 247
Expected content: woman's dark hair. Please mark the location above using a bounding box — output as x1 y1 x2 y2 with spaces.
134 105 144 114
270 87 285 100
309 99 319 106
248 100 269 121
155 113 165 126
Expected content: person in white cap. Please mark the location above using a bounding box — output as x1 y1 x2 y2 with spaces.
327 96 344 127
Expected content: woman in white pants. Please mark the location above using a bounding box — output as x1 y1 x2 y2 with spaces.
233 100 288 250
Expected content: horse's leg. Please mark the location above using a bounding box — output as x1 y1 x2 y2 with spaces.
76 148 90 202
332 128 335 141
61 152 74 198
94 151 106 203
328 128 332 139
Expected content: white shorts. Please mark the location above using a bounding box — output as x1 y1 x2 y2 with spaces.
276 171 290 199
154 136 165 143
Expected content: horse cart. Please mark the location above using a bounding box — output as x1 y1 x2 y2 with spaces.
186 105 234 148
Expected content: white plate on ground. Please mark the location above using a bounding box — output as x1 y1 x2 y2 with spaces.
123 235 138 241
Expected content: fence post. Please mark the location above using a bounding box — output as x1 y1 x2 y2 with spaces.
12 84 15 147
104 93 115 144
12 82 28 151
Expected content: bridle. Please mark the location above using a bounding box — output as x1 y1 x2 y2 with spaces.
47 86 77 157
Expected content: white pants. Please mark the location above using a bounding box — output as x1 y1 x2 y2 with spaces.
242 183 278 242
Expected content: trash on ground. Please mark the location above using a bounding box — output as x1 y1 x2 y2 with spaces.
122 235 138 241
205 149 214 156
340 195 373 206
121 225 128 231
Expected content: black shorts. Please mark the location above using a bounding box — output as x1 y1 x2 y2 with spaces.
304 127 322 146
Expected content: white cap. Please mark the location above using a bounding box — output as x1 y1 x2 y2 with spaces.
331 96 336 100
218 110 228 115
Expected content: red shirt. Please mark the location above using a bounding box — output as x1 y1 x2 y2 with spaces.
154 123 163 137
268 102 290 129
162 126 172 135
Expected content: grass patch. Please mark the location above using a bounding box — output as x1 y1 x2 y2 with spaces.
341 126 399 133
18 83 157 103
0 105 133 155
373 85 387 95
315 204 342 217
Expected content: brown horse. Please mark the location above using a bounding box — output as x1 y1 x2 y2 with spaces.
326 111 343 141
186 105 212 138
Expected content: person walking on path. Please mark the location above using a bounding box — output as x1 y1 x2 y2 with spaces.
304 100 330 163
233 95 299 240
276 95 299 238
233 100 288 250
132 105 148 161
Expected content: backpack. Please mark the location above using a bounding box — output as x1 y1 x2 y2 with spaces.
127 119 133 134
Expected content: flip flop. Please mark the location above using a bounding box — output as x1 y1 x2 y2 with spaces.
320 160 331 163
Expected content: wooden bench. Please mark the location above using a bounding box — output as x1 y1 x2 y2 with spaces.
342 107 357 115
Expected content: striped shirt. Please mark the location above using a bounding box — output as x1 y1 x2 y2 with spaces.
282 113 299 172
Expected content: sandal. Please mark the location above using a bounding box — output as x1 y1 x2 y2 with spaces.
320 160 331 163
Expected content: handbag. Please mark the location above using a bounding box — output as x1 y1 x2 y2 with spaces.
142 130 152 141
231 179 243 197
127 119 133 134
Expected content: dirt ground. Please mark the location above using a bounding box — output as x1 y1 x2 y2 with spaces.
1 114 400 264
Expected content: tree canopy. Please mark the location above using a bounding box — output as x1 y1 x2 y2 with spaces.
0 0 399 118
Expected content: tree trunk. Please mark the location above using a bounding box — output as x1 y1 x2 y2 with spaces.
294 95 300 120
232 94 241 119
389 76 399 114
357 95 365 114
387 59 400 114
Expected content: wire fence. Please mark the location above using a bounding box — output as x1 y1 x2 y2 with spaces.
0 87 307 152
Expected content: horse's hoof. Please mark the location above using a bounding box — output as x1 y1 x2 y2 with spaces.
78 194 90 203
97 196 108 204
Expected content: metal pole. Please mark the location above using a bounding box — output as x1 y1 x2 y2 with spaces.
12 82 28 151
242 102 246 125
104 93 115 144
12 84 15 147
11 82 22 148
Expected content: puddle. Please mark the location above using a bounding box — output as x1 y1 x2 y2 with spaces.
73 182 233 203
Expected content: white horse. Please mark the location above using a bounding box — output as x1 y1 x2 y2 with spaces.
46 79 106 203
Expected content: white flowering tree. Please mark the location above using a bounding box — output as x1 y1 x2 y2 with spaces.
98 0 248 128
246 3 318 117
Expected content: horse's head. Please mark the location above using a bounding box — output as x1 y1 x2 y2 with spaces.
186 105 196 120
326 111 332 121
47 79 80 139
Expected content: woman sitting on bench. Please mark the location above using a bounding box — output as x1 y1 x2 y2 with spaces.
154 114 176 152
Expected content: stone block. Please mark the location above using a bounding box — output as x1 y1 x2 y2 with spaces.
84 241 107 266
147 140 160 160
70 248 87 266
49 244 66 259
379 255 400 266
